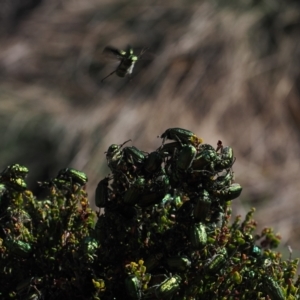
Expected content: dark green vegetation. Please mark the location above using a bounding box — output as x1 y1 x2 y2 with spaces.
1 0 300 253
0 128 299 299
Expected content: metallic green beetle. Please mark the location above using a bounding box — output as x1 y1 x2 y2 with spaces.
176 144 197 171
143 152 163 174
0 164 28 190
205 247 227 273
216 183 242 201
123 146 146 166
192 144 218 171
155 274 182 299
95 177 111 208
189 222 207 249
4 238 32 258
7 177 27 191
101 45 147 82
261 275 285 300
193 190 212 222
215 146 235 170
124 177 146 205
213 170 234 189
125 275 142 300
57 168 88 186
166 256 191 272
160 128 203 147
0 164 29 180
105 140 131 171
157 142 182 158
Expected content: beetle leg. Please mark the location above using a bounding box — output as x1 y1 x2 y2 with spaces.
101 70 116 82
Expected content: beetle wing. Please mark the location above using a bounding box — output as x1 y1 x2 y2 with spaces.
103 46 124 60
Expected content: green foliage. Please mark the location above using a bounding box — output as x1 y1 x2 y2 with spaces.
0 129 299 299
0 165 97 299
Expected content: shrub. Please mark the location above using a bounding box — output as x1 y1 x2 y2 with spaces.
0 128 298 299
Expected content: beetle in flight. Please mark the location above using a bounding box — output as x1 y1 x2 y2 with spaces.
101 45 148 82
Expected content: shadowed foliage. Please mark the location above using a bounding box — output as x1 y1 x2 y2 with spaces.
0 0 300 254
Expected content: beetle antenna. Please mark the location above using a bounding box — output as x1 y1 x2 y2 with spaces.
120 139 132 148
139 47 149 58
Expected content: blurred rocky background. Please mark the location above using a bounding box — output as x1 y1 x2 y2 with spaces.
0 0 300 255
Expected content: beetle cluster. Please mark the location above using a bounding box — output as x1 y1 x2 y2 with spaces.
0 130 300 299
93 128 298 300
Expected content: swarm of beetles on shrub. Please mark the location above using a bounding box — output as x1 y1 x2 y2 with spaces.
0 127 300 299
94 128 299 300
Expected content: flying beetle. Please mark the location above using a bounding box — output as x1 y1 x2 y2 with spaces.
101 45 148 82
